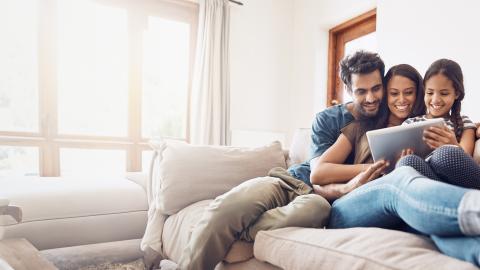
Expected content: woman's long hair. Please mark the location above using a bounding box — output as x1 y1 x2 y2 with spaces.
373 64 426 129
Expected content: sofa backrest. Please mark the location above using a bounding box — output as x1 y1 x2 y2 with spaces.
287 128 311 167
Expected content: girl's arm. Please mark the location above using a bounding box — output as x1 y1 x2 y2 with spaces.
310 134 368 185
459 128 475 156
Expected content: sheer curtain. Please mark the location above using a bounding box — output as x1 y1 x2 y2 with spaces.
189 0 231 145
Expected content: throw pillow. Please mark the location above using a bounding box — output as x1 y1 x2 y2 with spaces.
149 140 287 215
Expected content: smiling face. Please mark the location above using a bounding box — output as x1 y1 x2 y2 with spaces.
387 75 417 124
350 70 384 118
424 73 458 118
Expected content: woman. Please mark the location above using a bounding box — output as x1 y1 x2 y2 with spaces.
313 64 480 266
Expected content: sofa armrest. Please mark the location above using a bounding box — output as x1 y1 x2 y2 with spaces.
125 172 148 191
0 197 22 224
474 139 480 164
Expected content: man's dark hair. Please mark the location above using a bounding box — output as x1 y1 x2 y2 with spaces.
339 50 385 93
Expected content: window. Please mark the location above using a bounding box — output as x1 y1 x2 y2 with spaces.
327 9 377 106
0 0 198 177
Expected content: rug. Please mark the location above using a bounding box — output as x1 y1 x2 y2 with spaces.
78 259 146 270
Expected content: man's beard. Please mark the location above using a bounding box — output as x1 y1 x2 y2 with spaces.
354 102 379 119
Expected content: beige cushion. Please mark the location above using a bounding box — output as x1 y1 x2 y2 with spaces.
254 227 478 270
151 140 286 215
163 200 253 264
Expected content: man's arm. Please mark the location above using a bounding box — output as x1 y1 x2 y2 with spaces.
312 160 388 202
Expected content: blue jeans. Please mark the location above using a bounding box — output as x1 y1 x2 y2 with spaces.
329 166 480 266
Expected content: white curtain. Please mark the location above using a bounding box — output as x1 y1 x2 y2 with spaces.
190 0 231 145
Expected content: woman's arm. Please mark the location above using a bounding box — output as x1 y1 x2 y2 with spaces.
312 160 388 202
310 134 367 185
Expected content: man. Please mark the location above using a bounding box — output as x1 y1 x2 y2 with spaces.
289 50 387 201
146 50 386 270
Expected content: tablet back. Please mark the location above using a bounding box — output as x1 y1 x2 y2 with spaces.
366 118 444 172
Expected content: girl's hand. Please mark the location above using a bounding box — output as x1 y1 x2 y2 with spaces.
476 123 480 139
423 125 459 149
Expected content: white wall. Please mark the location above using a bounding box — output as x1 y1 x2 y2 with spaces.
290 0 480 128
289 0 376 138
377 0 480 119
230 0 377 147
229 0 294 147
230 0 480 148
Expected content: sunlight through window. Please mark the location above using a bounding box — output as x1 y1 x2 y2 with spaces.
0 0 197 177
142 17 190 139
57 0 129 137
0 146 39 177
0 0 39 132
60 148 126 177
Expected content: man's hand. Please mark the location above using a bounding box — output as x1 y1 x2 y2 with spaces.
423 125 458 149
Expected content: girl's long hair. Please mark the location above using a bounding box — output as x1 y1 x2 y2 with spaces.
424 59 465 139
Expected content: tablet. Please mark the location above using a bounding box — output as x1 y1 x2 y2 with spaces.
366 118 445 172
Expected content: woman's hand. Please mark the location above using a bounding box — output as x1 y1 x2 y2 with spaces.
345 160 389 193
423 125 459 149
311 160 389 201
400 148 414 157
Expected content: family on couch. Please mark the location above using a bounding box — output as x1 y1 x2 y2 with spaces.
146 51 480 270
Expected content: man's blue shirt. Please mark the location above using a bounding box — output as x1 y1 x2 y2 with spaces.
288 103 354 186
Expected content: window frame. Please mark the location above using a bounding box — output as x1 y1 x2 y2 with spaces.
327 9 376 107
0 0 198 177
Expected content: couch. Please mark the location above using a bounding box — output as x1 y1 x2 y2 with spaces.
0 175 148 269
141 129 480 270
1 129 480 270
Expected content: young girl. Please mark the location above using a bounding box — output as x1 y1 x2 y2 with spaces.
397 59 479 189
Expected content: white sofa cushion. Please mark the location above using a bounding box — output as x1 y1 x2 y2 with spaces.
254 227 478 270
0 177 147 221
0 176 148 249
151 140 286 215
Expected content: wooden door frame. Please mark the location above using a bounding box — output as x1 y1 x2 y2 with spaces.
327 9 376 107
